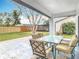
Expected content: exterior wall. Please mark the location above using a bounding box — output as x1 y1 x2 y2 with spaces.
55 17 76 33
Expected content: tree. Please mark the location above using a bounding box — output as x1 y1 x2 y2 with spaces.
15 3 49 34
44 20 49 25
0 19 3 26
12 10 21 25
17 5 47 35
5 17 11 26
26 9 43 34
0 12 8 26
62 22 75 34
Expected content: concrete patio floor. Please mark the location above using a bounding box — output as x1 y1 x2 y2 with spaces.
0 36 79 59
0 36 33 59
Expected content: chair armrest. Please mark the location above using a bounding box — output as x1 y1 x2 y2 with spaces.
60 39 71 45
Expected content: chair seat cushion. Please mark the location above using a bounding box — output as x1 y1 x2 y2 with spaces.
56 44 73 54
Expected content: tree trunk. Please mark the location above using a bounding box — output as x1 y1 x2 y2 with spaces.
32 24 38 35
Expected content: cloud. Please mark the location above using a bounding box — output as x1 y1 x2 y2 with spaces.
20 16 30 24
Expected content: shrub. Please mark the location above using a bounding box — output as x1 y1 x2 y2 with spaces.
62 22 75 35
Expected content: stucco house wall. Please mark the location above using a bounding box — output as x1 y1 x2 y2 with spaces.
55 17 76 33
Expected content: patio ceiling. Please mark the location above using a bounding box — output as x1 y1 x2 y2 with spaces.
13 0 79 18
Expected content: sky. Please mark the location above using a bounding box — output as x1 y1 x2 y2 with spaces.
0 0 48 24
0 0 16 13
0 0 28 24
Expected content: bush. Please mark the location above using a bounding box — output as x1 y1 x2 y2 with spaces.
62 22 75 35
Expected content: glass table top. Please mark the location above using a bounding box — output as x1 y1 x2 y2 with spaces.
40 35 63 44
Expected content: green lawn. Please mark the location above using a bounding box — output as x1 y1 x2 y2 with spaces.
0 31 73 41
0 32 48 41
63 34 73 39
0 32 32 41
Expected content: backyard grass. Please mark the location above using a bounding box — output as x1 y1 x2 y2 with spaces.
63 34 73 39
0 32 48 41
0 32 32 41
0 31 73 41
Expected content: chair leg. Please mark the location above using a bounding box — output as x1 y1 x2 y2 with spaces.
73 49 75 58
71 52 75 59
71 54 72 59
54 48 56 59
52 46 54 57
57 50 59 54
71 54 74 59
72 49 75 59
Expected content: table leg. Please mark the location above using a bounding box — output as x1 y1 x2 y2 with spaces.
54 45 56 59
52 45 56 59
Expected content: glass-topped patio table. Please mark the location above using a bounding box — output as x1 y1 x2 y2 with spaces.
39 35 63 44
38 35 63 59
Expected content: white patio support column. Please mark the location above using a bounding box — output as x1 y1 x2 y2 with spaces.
75 15 79 45
49 17 55 35
75 16 78 37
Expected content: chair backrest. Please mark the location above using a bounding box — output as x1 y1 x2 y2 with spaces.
30 39 47 58
38 33 43 37
69 35 78 47
32 34 38 39
32 33 43 39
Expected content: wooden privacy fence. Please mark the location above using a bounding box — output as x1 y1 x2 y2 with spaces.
0 26 31 33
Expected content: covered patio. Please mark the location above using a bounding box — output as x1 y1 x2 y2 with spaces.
12 0 79 59
13 0 79 40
